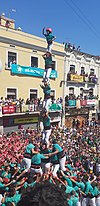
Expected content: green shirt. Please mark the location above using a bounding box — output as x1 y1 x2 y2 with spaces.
85 181 93 195
70 196 79 206
41 84 51 95
31 153 46 165
51 153 59 164
0 182 5 189
66 164 73 171
1 171 11 179
0 182 9 191
4 193 21 205
24 181 36 188
75 181 85 192
44 56 52 67
91 186 100 196
65 185 75 194
67 199 73 206
53 144 63 153
43 115 51 127
46 33 55 43
64 176 73 187
25 143 35 154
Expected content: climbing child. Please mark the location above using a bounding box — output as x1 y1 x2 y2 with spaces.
40 80 51 112
42 27 56 53
42 52 52 82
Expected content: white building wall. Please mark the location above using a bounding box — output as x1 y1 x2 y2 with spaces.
65 51 100 99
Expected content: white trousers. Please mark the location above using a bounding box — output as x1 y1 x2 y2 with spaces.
31 167 43 176
43 68 52 81
76 201 81 206
47 44 53 53
89 197 96 206
59 156 66 171
96 196 100 206
20 158 31 172
82 197 89 206
43 98 52 111
52 164 59 177
42 129 51 145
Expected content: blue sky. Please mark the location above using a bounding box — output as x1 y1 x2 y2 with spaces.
0 0 100 55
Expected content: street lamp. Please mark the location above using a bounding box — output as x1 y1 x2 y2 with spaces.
61 54 67 127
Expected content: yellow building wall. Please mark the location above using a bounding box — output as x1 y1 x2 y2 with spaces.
0 26 64 100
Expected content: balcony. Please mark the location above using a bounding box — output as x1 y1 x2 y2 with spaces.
67 73 84 84
0 102 62 116
65 96 98 110
67 73 98 84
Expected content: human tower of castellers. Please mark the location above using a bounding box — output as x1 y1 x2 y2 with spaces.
0 28 100 206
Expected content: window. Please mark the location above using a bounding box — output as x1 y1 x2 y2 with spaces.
52 61 56 70
89 88 93 96
80 88 83 95
51 90 55 101
69 65 75 73
31 57 38 67
81 67 85 75
7 51 17 69
30 89 38 100
90 69 94 75
69 87 74 95
7 88 17 99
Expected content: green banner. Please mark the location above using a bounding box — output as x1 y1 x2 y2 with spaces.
49 103 62 111
11 64 57 78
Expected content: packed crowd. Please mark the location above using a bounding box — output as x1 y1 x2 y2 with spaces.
65 94 98 101
0 96 62 111
0 97 43 108
0 118 100 206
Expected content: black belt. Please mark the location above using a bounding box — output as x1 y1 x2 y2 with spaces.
57 150 65 159
60 154 65 159
31 164 41 169
96 194 100 198
44 126 51 130
24 153 31 159
89 195 95 198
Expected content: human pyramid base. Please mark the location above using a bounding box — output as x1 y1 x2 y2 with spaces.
0 29 100 206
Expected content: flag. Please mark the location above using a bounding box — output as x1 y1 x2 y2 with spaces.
12 9 16 12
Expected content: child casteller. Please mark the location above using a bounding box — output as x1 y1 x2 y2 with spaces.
42 27 56 53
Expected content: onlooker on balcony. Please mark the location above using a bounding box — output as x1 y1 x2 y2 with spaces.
0 97 4 105
37 97 43 111
85 73 89 82
19 98 25 113
92 75 98 84
26 98 31 105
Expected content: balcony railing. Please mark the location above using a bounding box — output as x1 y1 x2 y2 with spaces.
65 98 98 108
67 73 98 84
0 103 62 115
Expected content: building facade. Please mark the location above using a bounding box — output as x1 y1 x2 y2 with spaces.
0 15 100 128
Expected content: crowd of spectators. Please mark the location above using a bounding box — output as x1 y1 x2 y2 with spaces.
0 96 63 113
64 42 81 52
65 94 98 101
0 97 42 108
0 119 100 206
67 71 98 84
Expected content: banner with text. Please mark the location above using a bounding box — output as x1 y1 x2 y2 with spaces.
68 100 76 106
2 106 15 114
11 64 57 78
71 74 83 82
87 99 96 105
14 116 38 124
